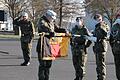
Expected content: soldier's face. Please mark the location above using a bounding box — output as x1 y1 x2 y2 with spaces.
22 16 28 20
96 16 102 22
76 20 83 27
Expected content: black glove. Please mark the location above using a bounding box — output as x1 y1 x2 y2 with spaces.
85 40 92 48
32 34 34 37
49 32 54 37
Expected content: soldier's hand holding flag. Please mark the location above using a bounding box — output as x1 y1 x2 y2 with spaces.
84 35 97 42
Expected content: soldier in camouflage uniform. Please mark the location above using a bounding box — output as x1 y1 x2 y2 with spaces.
110 14 120 80
36 10 59 80
93 14 110 80
70 17 92 80
14 12 35 66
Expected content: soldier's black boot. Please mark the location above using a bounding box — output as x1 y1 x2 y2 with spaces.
74 77 83 80
20 61 30 66
74 77 79 80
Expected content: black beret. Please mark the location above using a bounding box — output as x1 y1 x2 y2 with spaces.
76 17 83 21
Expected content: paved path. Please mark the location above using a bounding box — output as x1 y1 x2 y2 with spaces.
0 39 117 80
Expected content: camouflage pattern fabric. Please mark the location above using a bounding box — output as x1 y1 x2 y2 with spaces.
71 25 92 80
93 21 110 80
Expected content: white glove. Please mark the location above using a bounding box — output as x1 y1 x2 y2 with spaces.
84 35 97 42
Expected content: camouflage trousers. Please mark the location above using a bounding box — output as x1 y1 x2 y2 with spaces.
72 48 87 80
21 41 32 62
95 52 106 80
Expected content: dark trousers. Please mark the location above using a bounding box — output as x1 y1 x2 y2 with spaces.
72 52 87 80
113 54 120 80
38 60 52 80
21 41 32 62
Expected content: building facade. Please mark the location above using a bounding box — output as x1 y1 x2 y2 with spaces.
0 1 13 31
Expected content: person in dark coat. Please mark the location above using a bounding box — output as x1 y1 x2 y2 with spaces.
14 12 35 66
36 10 60 80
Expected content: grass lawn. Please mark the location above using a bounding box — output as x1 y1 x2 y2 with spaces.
0 34 20 39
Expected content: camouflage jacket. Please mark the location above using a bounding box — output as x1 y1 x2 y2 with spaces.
110 23 120 42
93 21 110 52
110 23 120 53
71 25 92 49
93 21 109 40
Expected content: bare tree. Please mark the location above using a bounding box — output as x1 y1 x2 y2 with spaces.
23 0 85 28
1 0 30 19
62 0 85 27
85 0 120 27
0 0 86 32
45 0 85 27
0 0 30 34
28 0 46 28
28 0 61 28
